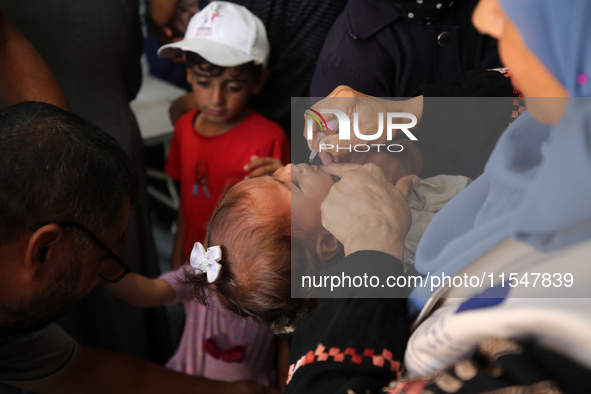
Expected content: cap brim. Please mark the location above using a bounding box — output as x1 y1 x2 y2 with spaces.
157 38 257 67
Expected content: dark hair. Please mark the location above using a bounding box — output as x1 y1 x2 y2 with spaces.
186 181 326 331
184 51 264 80
0 101 138 244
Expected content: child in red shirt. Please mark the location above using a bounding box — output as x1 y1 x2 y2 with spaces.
158 1 290 268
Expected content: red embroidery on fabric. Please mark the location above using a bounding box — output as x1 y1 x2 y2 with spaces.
382 349 393 361
495 68 526 125
351 354 363 364
286 344 401 385
373 355 385 367
328 347 340 356
390 360 401 372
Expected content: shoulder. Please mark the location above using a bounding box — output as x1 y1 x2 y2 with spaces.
0 324 77 383
342 0 402 41
175 109 199 131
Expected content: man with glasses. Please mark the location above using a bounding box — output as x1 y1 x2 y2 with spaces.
0 102 276 394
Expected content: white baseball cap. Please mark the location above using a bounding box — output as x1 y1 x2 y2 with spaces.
158 1 270 68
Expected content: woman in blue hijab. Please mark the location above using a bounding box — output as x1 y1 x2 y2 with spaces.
285 0 591 391
405 0 591 380
410 0 591 303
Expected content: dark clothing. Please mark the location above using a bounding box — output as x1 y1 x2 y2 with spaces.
2 0 172 364
287 251 591 393
309 0 502 98
417 69 522 179
286 251 409 394
230 0 348 135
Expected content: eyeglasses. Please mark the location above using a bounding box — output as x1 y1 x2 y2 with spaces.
58 221 130 283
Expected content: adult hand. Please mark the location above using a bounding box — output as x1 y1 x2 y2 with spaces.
347 139 424 184
243 155 283 179
304 85 424 165
321 163 418 260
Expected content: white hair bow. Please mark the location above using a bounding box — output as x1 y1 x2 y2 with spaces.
190 242 222 283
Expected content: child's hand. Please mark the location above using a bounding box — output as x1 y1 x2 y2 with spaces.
244 155 283 179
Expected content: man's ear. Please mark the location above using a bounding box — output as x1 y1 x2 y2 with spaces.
25 224 64 279
315 228 342 261
252 69 270 95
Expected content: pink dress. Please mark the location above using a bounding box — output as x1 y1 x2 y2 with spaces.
159 267 277 385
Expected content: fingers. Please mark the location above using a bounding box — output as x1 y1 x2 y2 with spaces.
162 26 173 39
313 133 351 157
322 162 364 177
244 156 283 179
304 85 371 162
307 130 327 152
319 161 411 259
245 166 276 178
318 151 335 166
394 174 420 200
328 85 370 98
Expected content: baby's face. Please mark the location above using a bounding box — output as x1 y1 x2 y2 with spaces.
244 164 335 233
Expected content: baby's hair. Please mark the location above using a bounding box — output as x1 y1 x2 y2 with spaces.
186 180 318 331
184 51 264 79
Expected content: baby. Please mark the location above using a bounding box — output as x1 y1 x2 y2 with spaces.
187 163 470 331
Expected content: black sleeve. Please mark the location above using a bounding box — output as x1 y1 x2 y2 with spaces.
416 69 521 179
286 251 409 394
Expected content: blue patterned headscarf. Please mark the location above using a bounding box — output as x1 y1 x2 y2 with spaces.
411 0 591 310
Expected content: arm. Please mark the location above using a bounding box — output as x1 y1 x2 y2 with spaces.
170 207 185 270
0 3 67 108
307 70 517 179
105 273 175 308
17 344 278 394
149 0 179 29
148 0 182 47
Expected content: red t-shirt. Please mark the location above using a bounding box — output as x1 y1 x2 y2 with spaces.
165 109 290 259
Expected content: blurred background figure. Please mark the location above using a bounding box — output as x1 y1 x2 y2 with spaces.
310 0 502 97
0 2 66 107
